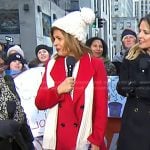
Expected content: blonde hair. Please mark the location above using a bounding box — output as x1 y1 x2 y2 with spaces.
50 27 91 60
126 13 150 60
125 43 145 60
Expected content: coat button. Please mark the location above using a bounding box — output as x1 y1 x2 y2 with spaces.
60 123 65 127
80 105 84 109
73 123 78 127
134 108 138 112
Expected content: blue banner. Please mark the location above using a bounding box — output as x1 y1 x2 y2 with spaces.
108 76 126 118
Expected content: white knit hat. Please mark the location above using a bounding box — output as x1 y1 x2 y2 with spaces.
52 7 95 43
7 45 24 58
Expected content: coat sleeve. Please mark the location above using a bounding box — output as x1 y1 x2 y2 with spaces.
87 58 108 147
116 59 136 97
0 120 21 138
35 68 64 110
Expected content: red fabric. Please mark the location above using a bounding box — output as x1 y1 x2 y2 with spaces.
35 54 108 150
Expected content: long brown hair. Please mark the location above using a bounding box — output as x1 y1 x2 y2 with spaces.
125 43 145 60
126 14 150 60
50 27 92 60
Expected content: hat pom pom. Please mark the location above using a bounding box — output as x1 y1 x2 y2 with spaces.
80 7 95 25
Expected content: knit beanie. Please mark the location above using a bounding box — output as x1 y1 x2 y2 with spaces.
52 7 95 43
6 53 25 65
35 44 53 56
121 29 137 41
7 45 24 58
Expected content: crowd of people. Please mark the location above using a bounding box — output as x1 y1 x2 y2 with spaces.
0 6 150 150
0 43 53 150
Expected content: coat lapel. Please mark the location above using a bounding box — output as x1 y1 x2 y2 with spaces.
73 54 94 103
49 55 94 103
50 57 66 86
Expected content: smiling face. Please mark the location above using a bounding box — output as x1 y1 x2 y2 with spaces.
52 29 68 57
9 60 23 71
90 39 103 57
122 35 137 49
138 20 150 52
37 49 50 63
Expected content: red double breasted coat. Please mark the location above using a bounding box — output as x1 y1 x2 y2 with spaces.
35 54 108 150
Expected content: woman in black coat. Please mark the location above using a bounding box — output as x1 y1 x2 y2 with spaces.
116 14 150 150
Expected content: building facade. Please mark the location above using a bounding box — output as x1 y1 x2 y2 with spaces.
0 0 77 61
111 0 138 57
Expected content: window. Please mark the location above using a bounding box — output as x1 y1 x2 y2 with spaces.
114 5 118 11
42 13 51 37
0 9 20 34
126 22 131 28
119 22 124 30
112 22 117 30
113 34 117 41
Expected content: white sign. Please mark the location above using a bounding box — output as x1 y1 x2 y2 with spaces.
14 67 48 137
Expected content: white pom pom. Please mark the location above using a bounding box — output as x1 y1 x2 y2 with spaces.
80 7 95 25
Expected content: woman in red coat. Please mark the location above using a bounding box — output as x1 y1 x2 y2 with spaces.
35 7 108 150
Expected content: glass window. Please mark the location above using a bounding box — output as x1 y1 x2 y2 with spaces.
114 5 119 11
113 34 117 41
119 22 124 30
112 22 117 30
126 22 131 28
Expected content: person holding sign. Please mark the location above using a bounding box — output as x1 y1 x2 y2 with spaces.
35 7 108 150
117 14 150 150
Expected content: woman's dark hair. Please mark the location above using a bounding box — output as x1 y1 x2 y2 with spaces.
85 37 108 57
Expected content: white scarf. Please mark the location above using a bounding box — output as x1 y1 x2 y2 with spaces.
43 57 94 150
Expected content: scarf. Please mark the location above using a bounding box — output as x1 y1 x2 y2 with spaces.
0 77 24 123
5 69 22 78
43 56 94 150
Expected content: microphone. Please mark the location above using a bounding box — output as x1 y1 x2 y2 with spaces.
66 56 76 77
6 101 16 119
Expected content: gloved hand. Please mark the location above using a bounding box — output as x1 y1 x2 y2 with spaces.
0 120 21 139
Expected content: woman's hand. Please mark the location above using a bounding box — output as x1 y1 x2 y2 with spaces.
57 77 74 94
